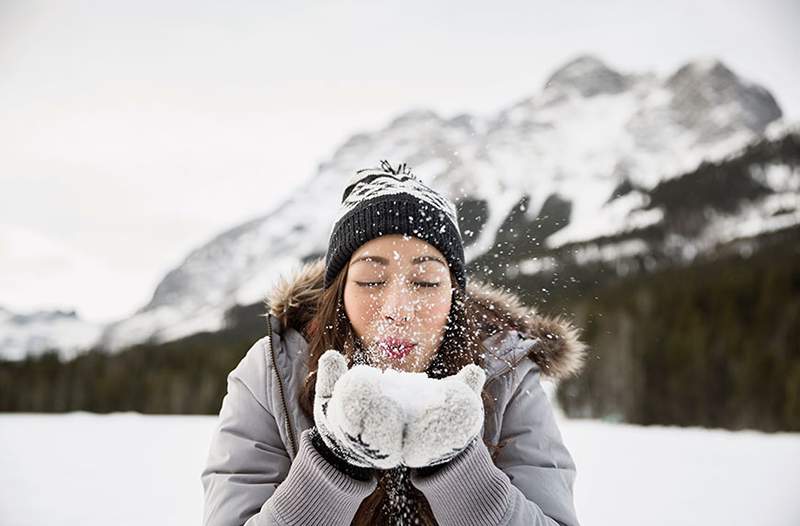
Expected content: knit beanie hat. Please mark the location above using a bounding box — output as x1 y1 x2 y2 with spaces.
324 160 466 290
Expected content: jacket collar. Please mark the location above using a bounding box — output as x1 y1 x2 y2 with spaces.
264 258 586 380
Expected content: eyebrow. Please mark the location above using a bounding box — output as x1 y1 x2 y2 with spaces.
351 255 448 268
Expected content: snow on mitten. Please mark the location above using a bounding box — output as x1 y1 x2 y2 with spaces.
313 349 405 470
400 363 486 468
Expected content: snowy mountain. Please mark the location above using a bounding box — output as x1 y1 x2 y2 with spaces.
0 305 103 361
95 55 791 352
3 55 792 357
478 122 799 284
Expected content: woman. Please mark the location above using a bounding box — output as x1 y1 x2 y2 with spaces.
201 161 586 525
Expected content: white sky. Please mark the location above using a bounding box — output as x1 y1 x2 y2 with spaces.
1 0 798 323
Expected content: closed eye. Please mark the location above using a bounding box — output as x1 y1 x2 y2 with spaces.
355 281 440 288
356 281 385 288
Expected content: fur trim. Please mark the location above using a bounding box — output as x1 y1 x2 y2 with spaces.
263 258 586 380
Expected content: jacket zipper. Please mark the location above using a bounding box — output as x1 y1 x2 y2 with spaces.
266 313 298 458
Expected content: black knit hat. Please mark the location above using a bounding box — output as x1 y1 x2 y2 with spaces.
324 160 466 290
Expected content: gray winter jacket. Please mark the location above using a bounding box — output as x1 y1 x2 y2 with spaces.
201 259 586 526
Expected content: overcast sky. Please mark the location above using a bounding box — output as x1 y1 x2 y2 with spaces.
1 0 798 323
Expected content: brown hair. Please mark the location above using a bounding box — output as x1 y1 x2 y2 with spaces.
298 260 503 525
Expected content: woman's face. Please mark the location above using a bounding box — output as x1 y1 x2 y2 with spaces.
343 234 453 373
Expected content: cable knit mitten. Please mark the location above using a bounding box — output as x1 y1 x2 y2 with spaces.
401 364 486 468
313 349 405 470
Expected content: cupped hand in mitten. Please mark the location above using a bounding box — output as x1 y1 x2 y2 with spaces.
401 364 487 468
313 349 405 470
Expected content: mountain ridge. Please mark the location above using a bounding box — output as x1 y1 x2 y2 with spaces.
1 55 793 358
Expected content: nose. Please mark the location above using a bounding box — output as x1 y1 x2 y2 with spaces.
380 277 415 323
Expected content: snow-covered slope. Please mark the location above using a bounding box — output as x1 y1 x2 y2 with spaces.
1 414 798 526
0 305 103 361
94 55 786 352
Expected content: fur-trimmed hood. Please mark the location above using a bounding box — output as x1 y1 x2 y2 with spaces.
264 258 586 380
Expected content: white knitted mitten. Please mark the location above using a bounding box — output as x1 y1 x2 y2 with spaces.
313 349 405 470
400 364 486 468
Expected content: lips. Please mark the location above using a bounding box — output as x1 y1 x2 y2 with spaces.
377 337 417 359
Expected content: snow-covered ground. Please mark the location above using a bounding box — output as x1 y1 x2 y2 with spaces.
1 413 798 526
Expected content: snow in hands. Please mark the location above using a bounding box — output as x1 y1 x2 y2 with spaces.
314 349 486 469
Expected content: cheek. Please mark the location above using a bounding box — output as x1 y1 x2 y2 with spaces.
417 293 452 334
343 286 377 334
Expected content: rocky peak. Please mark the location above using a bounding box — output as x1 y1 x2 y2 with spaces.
387 109 442 129
543 54 630 97
665 58 782 138
666 58 738 91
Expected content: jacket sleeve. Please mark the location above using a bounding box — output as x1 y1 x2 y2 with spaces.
201 338 377 526
410 364 580 526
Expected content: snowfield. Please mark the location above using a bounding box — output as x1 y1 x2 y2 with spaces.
1 413 798 525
